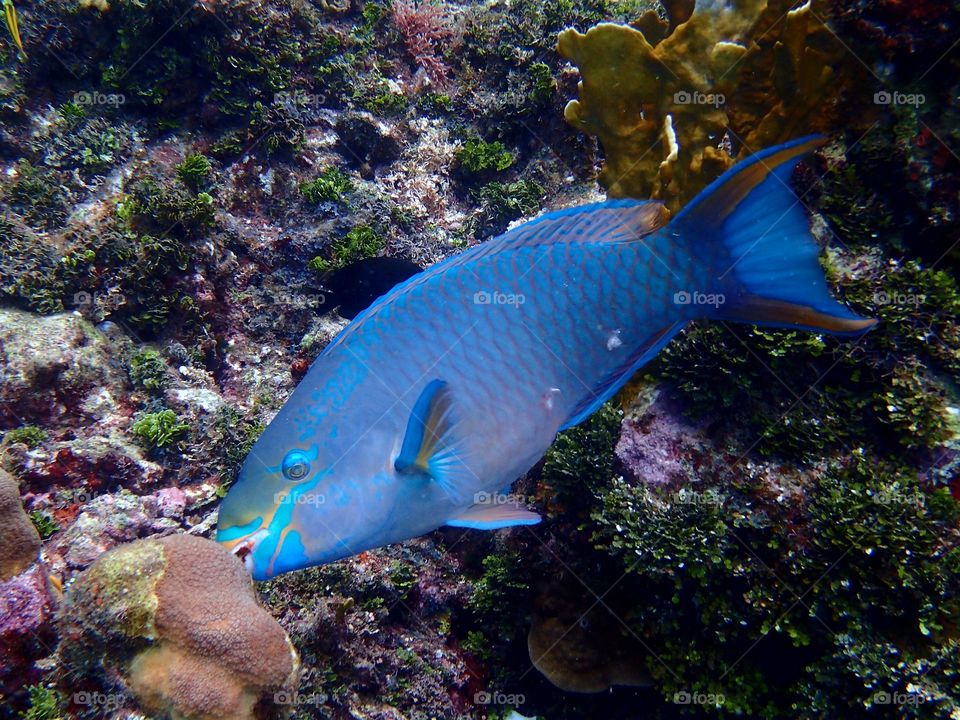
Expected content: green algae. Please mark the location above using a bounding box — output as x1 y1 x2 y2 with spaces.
416 91 453 115
469 551 530 618
0 166 219 331
1 161 70 230
309 225 384 273
478 179 543 216
457 139 514 175
4 425 47 449
212 405 267 490
28 511 58 540
655 306 958 464
463 549 533 690
300 167 354 204
386 559 418 600
588 455 960 717
121 179 215 236
540 401 621 507
131 410 190 450
20 685 62 720
128 349 168 394
175 153 212 192
362 87 408 116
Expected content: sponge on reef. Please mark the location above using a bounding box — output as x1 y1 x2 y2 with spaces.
0 467 41 579
60 533 300 720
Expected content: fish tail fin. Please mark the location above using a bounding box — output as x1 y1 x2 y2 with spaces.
675 135 876 336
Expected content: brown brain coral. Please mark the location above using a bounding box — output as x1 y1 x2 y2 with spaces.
527 582 651 693
60 534 300 720
0 467 41 579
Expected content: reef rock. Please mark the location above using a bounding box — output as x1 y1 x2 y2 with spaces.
0 565 56 697
46 489 180 571
0 308 128 428
614 385 715 488
60 534 300 720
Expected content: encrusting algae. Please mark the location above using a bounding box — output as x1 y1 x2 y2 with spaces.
558 0 865 211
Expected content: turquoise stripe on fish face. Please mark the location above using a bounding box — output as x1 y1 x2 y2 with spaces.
217 136 876 580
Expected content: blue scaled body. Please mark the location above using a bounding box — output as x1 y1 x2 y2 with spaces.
217 136 876 580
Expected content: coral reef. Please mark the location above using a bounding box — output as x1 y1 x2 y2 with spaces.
0 0 955 718
259 539 476 719
59 534 299 720
0 470 53 701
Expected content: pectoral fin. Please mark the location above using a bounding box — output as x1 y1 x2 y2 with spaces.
446 497 542 530
396 380 471 502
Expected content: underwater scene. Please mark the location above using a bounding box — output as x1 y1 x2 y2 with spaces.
1 0 959 718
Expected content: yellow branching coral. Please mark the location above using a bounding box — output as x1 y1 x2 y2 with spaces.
559 0 859 212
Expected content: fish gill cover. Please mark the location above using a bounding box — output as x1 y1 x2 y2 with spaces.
0 0 957 719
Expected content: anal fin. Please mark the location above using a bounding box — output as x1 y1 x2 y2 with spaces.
446 495 542 530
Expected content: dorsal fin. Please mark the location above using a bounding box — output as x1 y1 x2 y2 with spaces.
324 199 669 355
484 199 670 255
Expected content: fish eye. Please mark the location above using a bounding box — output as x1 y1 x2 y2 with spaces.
281 449 311 481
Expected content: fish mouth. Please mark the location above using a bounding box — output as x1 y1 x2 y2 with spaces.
229 528 268 575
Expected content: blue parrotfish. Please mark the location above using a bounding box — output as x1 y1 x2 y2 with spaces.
217 136 876 580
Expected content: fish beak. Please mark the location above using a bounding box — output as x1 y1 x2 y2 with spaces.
231 528 268 575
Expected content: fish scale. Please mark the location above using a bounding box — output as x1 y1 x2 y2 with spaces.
218 136 877 579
